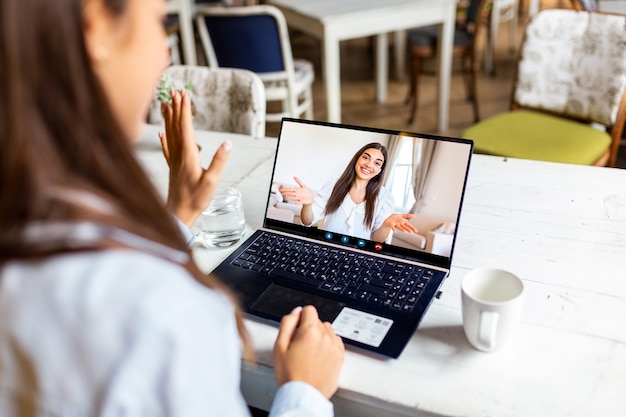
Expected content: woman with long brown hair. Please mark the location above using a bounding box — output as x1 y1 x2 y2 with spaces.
280 143 418 243
0 0 343 415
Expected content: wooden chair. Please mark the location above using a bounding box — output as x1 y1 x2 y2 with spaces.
463 9 626 166
196 5 315 125
406 0 490 125
485 0 519 75
148 66 266 138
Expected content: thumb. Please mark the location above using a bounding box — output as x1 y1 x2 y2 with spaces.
275 306 303 353
201 140 231 184
294 176 306 188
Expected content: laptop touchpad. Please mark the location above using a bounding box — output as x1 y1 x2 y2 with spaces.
251 284 345 322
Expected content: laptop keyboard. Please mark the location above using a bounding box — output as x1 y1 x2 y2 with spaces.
230 232 446 314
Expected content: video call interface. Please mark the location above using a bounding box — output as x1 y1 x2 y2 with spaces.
265 120 472 260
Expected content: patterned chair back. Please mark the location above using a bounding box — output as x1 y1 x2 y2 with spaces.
148 66 266 137
514 10 626 128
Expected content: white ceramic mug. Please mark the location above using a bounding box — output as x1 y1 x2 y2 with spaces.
461 268 524 352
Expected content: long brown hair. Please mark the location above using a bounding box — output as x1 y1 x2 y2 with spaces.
0 0 251 357
325 142 387 229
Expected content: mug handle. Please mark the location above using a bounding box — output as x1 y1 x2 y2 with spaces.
478 311 498 351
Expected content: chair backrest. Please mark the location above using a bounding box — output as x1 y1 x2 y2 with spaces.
196 5 295 80
148 66 266 137
513 9 626 128
490 0 518 19
466 0 485 25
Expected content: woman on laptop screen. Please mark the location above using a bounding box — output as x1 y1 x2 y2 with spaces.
280 142 418 242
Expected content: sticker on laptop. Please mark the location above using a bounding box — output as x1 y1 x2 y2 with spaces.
332 307 393 348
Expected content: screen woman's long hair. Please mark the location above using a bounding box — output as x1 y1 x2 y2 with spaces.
324 142 388 229
0 0 251 357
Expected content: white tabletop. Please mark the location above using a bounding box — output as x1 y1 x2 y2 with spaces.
269 0 456 131
135 124 626 417
270 0 455 32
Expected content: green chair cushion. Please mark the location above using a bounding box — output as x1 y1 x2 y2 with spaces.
462 110 611 165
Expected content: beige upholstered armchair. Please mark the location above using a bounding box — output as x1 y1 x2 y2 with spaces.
148 65 266 137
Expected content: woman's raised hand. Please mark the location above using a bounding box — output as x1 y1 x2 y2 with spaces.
279 176 314 205
159 89 231 227
384 213 418 234
274 306 345 399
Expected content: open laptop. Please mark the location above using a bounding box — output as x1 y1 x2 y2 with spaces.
213 118 473 358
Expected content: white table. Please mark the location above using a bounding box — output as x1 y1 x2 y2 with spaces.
135 124 626 417
269 0 457 131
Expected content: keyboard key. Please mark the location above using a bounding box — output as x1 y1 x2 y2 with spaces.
271 269 320 287
360 284 389 295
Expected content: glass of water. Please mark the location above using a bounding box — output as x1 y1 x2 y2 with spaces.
197 187 245 248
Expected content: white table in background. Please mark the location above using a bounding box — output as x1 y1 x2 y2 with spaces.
135 124 626 417
268 0 457 131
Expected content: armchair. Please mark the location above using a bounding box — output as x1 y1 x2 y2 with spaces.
463 9 626 167
391 213 456 257
147 65 266 137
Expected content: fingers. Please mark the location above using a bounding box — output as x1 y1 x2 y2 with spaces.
297 304 321 326
399 214 418 233
158 132 170 166
161 99 172 134
169 90 197 164
387 214 418 234
179 90 195 152
293 176 306 188
170 89 192 129
275 306 303 353
273 305 344 398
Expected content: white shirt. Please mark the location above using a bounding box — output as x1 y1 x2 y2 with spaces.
0 223 332 417
311 180 395 240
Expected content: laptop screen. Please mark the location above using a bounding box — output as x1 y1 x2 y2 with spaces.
264 119 473 268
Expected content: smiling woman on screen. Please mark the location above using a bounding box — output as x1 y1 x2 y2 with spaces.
280 142 418 242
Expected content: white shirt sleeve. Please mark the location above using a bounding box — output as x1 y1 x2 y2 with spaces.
309 179 336 227
270 382 334 417
173 214 195 245
372 187 396 231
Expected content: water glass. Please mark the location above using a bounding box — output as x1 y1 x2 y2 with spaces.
197 187 245 248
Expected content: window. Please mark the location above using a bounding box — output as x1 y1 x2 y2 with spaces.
388 137 418 211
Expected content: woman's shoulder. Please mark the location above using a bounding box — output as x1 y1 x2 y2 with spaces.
1 250 243 415
4 249 233 325
375 186 396 212
377 185 394 200
89 250 230 314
